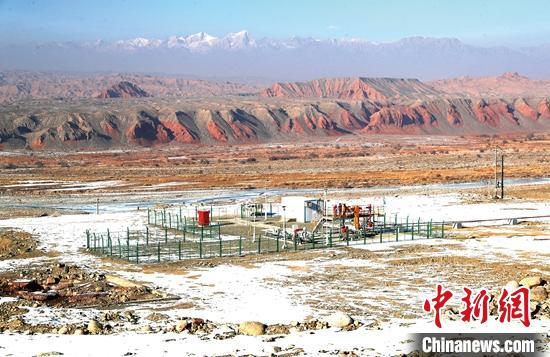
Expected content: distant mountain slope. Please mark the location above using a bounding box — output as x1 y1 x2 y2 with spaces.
259 77 443 102
2 74 550 150
2 32 550 79
1 96 549 150
0 72 260 104
429 72 550 98
97 81 150 98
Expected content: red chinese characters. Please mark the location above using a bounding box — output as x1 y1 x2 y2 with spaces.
423 284 453 328
498 287 530 327
461 287 490 324
424 285 531 328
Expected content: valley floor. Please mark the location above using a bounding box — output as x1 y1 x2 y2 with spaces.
0 134 549 192
0 175 548 356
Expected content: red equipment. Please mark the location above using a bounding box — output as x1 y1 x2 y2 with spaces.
197 210 210 226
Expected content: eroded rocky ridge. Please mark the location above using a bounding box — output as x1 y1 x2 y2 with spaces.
1 95 549 149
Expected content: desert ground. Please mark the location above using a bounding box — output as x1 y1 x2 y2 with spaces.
0 135 548 356
0 133 548 192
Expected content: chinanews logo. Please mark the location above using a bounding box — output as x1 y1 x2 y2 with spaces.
412 333 542 356
423 284 531 328
414 285 544 356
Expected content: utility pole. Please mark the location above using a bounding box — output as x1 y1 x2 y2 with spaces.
324 188 329 245
281 205 287 249
500 153 504 199
252 203 256 243
494 147 498 197
264 186 268 221
494 146 504 199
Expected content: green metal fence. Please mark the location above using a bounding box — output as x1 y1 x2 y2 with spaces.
85 216 447 264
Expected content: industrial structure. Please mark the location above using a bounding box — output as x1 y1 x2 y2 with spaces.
85 196 446 264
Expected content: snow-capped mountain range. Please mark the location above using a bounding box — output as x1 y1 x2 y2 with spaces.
76 30 481 53
113 30 256 51
112 31 256 51
2 31 550 80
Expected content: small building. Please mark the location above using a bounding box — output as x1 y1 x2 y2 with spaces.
280 196 324 223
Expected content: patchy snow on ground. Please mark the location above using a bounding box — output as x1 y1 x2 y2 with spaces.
0 256 53 272
0 318 548 357
0 210 147 258
51 180 124 192
0 185 549 356
334 192 550 223
0 180 124 192
116 261 313 324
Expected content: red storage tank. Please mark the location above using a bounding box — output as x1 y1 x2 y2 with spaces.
197 210 210 226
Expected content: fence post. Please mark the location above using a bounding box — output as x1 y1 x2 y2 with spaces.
126 232 130 261
294 235 297 251
136 239 139 264
86 230 90 249
165 227 168 243
257 234 262 254
411 223 415 240
157 242 160 262
276 233 280 252
383 213 386 230
346 230 349 246
183 218 186 242
118 238 121 258
219 237 222 257
426 222 430 239
239 236 242 256
169 213 171 229
396 226 399 242
178 240 182 260
363 232 366 245
379 227 382 243
146 226 149 246
427 221 430 238
147 208 150 225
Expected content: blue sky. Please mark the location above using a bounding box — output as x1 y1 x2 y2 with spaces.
1 0 549 46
